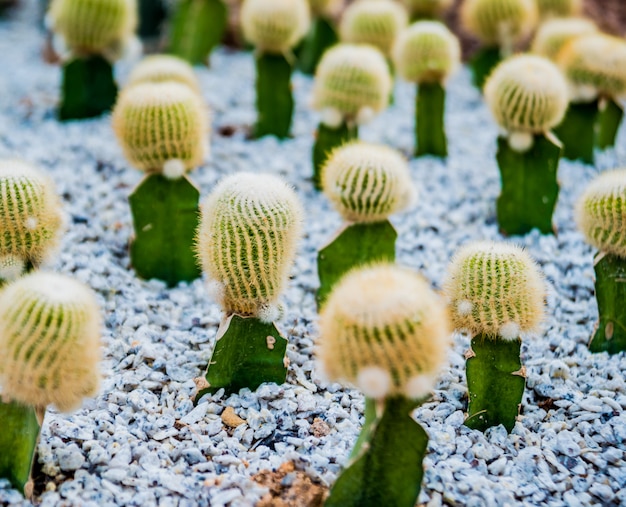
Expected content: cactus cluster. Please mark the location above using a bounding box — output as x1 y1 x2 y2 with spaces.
127 55 200 92
308 0 342 17
402 0 453 19
536 0 582 19
531 17 597 61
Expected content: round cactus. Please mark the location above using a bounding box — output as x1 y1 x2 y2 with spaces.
536 0 582 19
339 0 408 57
48 0 137 56
321 142 414 223
240 0 311 54
112 82 208 177
402 0 453 19
127 55 200 92
308 0 342 17
197 172 303 320
444 241 546 339
318 264 450 400
393 21 460 84
531 17 597 61
0 272 101 412
312 43 392 126
460 0 537 47
576 169 626 258
0 160 64 274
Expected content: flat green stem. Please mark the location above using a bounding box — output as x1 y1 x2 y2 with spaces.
199 314 288 397
325 396 427 507
496 133 561 236
254 53 294 139
470 47 501 91
589 253 626 354
129 174 201 287
553 100 598 164
596 97 624 150
316 221 396 308
297 17 337 75
416 82 447 158
465 334 525 433
312 122 358 190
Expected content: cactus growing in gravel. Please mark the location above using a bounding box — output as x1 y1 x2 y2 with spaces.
311 43 392 189
297 0 341 74
393 21 460 157
319 264 451 507
445 241 545 432
112 81 208 286
484 54 568 235
127 54 200 92
401 0 453 21
531 17 597 61
317 142 414 306
460 0 538 89
576 170 626 354
196 172 303 395
0 271 101 495
536 0 582 19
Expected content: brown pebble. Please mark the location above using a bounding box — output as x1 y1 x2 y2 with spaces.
311 418 331 438
221 406 246 428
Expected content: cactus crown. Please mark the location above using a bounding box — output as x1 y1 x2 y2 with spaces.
558 33 626 101
402 0 453 19
49 0 137 56
127 55 200 92
460 0 537 47
197 172 303 320
444 241 546 339
393 21 461 84
112 82 208 177
318 264 451 400
0 272 101 412
321 142 414 223
0 160 64 274
484 54 569 134
308 0 342 18
576 169 626 259
241 0 311 54
531 17 597 61
312 43 392 125
536 0 582 19
339 0 409 57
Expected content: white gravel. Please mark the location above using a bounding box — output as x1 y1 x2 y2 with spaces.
1 1 626 506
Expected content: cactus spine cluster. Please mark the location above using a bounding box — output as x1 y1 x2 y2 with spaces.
402 0 453 20
531 17 597 61
127 55 200 92
536 0 582 19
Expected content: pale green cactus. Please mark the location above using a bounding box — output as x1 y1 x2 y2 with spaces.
402 0 453 20
531 17 597 61
308 0 342 17
536 0 582 19
127 54 200 92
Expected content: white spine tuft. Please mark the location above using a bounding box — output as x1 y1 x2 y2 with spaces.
356 106 376 125
457 299 473 316
0 255 25 282
163 159 186 180
321 107 344 128
258 303 281 324
507 131 534 153
499 321 521 341
356 366 392 399
24 217 39 231
404 373 437 399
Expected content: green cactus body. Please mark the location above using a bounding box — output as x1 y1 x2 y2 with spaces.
416 82 446 157
138 0 166 40
596 97 624 150
312 122 358 190
254 53 294 139
297 16 338 75
469 46 502 91
553 100 598 164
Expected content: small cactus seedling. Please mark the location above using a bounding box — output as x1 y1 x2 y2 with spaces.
127 54 200 92
196 172 303 396
0 272 101 495
48 0 137 119
297 0 341 75
393 21 460 157
536 0 582 19
531 17 597 61
402 0 453 21
445 241 545 432
576 170 626 354
484 54 568 235
241 0 310 139
311 43 392 189
112 81 208 286
168 0 228 64
317 142 414 307
555 34 626 162
0 160 64 283
318 264 451 507
460 0 538 90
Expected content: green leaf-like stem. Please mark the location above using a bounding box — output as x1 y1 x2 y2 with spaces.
297 17 338 75
312 122 358 190
254 53 294 139
470 47 501 91
596 97 624 150
416 82 447 158
553 100 598 164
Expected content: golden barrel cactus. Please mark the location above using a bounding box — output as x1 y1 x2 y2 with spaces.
531 17 597 61
127 55 200 92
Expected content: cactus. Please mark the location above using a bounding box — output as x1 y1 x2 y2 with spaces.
393 21 460 157
401 0 453 21
296 0 341 75
536 0 582 19
445 241 545 432
137 0 166 43
317 142 414 307
531 17 597 61
112 82 208 286
48 0 137 119
484 54 568 235
311 44 392 188
241 0 310 138
576 170 626 354
196 172 303 395
0 272 101 494
319 264 451 507
460 0 538 89
127 55 200 92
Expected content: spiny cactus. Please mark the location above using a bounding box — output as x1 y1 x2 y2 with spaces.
402 0 453 20
536 0 582 19
297 0 341 74
531 17 597 61
127 54 200 92
320 263 450 507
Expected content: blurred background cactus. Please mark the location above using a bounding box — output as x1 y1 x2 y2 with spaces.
402 0 453 21
126 54 200 90
531 17 597 61
536 0 582 19
297 0 340 75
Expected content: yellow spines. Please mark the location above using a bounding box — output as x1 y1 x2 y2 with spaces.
312 43 392 126
393 20 461 84
321 142 414 223
112 82 208 177
460 0 537 48
197 172 303 321
536 0 582 19
0 160 64 276
339 0 409 57
0 272 101 412
240 0 311 54
531 17 597 61
317 264 451 400
576 169 626 258
308 0 342 18
127 55 200 92
444 241 546 339
402 0 453 19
